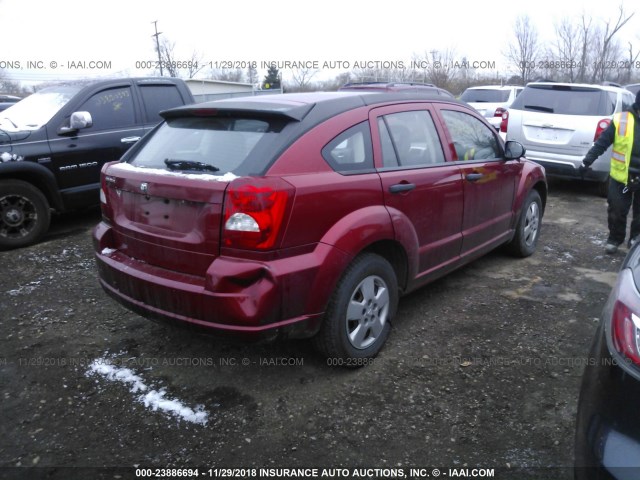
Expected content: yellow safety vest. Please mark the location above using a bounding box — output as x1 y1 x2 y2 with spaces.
610 112 635 184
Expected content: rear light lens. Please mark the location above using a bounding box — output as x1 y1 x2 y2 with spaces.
594 118 611 141
100 174 115 221
494 107 506 118
607 268 640 372
223 178 294 250
500 111 509 133
611 300 640 366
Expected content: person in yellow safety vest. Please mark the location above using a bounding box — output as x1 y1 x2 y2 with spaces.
581 90 640 254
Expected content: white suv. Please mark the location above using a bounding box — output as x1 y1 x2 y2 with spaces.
503 82 636 195
460 85 523 129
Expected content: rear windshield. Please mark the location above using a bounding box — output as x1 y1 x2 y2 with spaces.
460 89 510 103
509 85 616 116
128 116 287 175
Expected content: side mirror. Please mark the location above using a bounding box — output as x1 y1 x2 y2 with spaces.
58 111 93 134
504 140 525 160
70 111 93 130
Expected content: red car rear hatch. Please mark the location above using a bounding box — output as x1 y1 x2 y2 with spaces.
101 162 234 277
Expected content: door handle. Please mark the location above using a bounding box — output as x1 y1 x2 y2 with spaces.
465 173 484 182
121 136 141 144
389 183 416 194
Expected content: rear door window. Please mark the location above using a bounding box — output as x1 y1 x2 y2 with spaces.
138 85 187 123
377 110 445 168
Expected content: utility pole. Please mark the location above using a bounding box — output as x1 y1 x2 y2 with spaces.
152 20 163 76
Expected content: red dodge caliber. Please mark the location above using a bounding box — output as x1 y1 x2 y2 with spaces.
93 92 546 363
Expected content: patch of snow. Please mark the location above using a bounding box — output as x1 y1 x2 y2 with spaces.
87 359 208 425
110 162 238 182
101 248 117 256
0 152 23 162
7 281 41 296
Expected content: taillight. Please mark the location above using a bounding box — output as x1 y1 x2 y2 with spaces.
612 300 640 366
594 118 611 141
494 107 506 118
100 174 115 221
500 111 509 133
223 178 294 250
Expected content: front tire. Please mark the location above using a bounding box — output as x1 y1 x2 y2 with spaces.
313 253 398 365
506 189 542 257
0 180 51 250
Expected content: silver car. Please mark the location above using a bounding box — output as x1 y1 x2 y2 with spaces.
504 82 636 195
460 85 523 129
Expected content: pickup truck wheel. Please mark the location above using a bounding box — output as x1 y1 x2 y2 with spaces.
0 180 51 250
314 253 398 365
506 189 541 258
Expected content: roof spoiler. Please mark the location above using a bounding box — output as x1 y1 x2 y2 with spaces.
161 102 314 122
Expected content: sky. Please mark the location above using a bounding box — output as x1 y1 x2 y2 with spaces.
1 0 639 87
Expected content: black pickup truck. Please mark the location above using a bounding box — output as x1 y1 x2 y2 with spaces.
0 77 194 249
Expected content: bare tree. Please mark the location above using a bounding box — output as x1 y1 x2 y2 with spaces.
185 50 205 79
0 70 29 96
152 36 204 79
550 18 582 82
289 67 320 91
317 72 354 91
246 65 258 86
506 15 540 84
590 5 634 83
207 68 245 83
425 49 458 90
625 42 640 84
155 37 180 77
408 49 459 89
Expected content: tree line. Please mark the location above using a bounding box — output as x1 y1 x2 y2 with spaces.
1 5 638 97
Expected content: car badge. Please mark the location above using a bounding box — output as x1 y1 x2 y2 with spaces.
140 182 148 193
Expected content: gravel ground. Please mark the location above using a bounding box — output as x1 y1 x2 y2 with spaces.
0 180 624 480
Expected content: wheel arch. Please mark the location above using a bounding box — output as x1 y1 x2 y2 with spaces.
0 163 64 211
362 239 410 293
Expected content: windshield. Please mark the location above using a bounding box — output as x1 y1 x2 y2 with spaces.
460 89 510 103
0 86 82 131
129 116 287 175
510 85 615 116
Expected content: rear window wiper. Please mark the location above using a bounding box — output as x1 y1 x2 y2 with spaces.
164 159 220 173
524 105 554 113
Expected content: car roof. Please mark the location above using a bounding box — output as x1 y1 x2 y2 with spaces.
524 82 627 93
338 82 454 97
465 85 521 90
340 81 436 88
163 91 468 122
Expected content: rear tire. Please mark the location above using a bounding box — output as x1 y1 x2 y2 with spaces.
0 180 51 250
506 189 542 258
313 253 398 366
